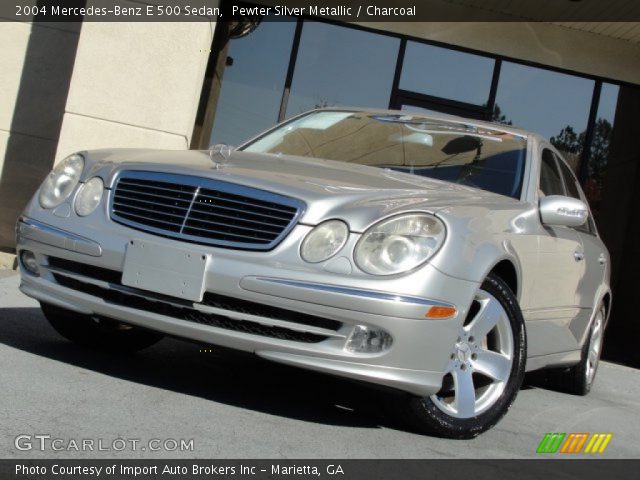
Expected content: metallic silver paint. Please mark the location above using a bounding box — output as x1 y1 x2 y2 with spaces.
16 108 611 397
539 195 589 228
17 217 102 257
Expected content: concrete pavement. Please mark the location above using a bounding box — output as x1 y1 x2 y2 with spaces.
1 271 638 459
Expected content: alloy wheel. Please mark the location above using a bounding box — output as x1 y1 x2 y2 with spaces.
430 290 515 418
585 307 604 385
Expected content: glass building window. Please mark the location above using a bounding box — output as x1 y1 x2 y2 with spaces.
582 83 619 220
495 62 594 171
400 41 495 105
209 19 296 146
285 22 400 117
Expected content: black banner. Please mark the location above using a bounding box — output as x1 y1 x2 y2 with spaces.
1 459 639 480
3 0 640 22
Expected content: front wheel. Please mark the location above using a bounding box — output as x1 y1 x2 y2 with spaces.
400 274 526 439
41 303 164 352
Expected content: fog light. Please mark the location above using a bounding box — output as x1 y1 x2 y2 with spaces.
20 250 39 276
345 325 392 353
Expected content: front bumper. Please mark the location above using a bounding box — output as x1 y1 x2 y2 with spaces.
16 215 480 396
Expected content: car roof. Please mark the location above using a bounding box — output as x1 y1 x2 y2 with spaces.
312 107 540 141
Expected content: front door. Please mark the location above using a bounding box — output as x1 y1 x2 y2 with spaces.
528 149 585 356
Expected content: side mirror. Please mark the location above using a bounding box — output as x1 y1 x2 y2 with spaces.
539 195 589 228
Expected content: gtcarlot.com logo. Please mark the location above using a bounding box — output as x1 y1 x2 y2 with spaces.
536 433 613 454
14 435 194 452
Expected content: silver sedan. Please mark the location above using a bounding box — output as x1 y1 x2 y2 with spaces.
16 109 611 438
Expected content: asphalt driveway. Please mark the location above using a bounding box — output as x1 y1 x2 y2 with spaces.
1 271 638 459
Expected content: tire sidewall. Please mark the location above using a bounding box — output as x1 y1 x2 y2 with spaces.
41 302 162 352
408 274 527 438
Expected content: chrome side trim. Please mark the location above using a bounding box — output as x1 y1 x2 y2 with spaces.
254 277 456 308
16 217 102 256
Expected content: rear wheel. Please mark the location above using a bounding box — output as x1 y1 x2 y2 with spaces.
41 303 163 352
400 274 526 439
549 304 605 395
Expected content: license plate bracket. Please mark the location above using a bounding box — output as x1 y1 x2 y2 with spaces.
122 239 207 302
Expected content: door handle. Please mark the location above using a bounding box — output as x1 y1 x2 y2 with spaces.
574 251 584 262
598 253 607 265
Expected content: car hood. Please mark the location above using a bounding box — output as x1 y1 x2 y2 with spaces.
85 148 517 231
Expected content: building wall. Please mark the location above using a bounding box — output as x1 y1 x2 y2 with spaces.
597 86 640 366
0 18 217 249
0 21 82 249
55 21 216 160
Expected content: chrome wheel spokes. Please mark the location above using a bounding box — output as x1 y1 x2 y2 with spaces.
473 349 512 383
466 291 506 340
452 367 476 417
430 289 515 419
586 307 604 385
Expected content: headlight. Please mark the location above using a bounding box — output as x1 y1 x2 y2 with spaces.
300 220 349 263
354 213 445 275
75 177 104 216
39 153 84 209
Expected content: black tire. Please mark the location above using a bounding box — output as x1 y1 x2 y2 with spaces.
41 302 163 352
399 274 526 439
548 304 606 396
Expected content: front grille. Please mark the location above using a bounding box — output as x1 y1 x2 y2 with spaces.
110 171 304 250
48 258 340 343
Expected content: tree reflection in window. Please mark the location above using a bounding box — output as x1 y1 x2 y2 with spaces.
549 84 619 220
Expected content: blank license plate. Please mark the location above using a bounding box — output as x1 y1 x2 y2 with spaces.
122 239 208 302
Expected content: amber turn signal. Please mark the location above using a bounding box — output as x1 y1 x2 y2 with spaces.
426 306 457 319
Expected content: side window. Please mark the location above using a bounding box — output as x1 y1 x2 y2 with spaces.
555 153 597 235
555 154 580 199
539 149 564 196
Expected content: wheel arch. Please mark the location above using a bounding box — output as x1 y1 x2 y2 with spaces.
488 259 519 300
602 291 611 316
600 290 612 329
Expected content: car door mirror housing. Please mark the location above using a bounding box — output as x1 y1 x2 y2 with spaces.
539 195 589 228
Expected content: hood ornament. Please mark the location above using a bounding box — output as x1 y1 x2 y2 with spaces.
208 143 232 170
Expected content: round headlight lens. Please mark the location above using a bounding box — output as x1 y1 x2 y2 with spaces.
354 214 446 275
300 220 349 263
75 177 104 216
39 153 84 209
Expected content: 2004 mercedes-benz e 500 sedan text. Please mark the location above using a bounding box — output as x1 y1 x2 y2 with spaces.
16 109 610 438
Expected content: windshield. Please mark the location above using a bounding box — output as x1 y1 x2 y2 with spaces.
241 111 527 198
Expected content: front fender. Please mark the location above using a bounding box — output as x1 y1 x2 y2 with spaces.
429 205 531 298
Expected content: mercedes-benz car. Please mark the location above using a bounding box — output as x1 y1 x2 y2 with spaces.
16 109 610 438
